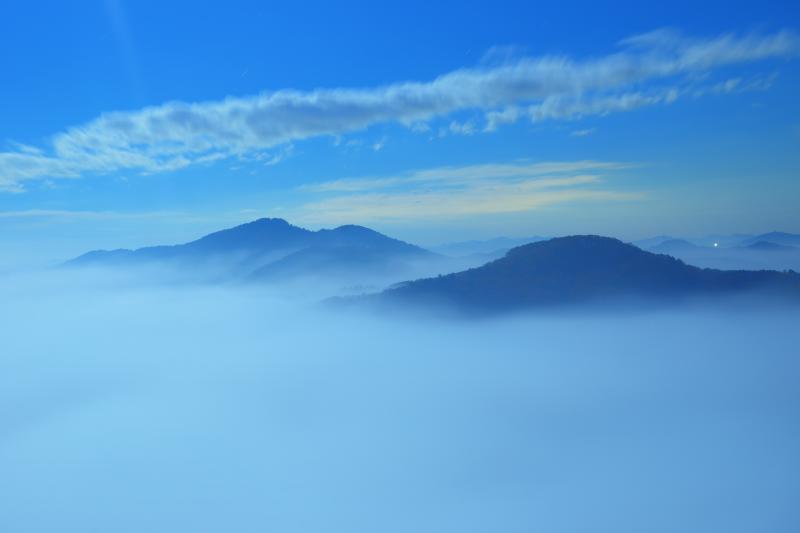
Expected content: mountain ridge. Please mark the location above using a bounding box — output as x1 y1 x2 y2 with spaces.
64 218 439 284
740 232 800 247
370 235 800 314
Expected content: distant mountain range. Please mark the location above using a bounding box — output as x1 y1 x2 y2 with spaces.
739 232 800 247
648 238 704 254
67 218 311 267
635 232 800 250
740 241 797 252
66 218 440 285
248 224 436 282
635 232 800 272
369 236 800 314
66 221 800 309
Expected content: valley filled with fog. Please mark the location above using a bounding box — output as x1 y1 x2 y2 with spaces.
2 270 798 533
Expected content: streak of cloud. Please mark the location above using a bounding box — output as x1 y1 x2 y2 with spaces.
0 29 796 191
295 160 638 223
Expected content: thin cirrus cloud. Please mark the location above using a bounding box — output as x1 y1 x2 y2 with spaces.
0 28 797 192
571 128 597 137
301 160 630 192
294 160 639 223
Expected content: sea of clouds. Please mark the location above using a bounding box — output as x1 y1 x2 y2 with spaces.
1 269 798 533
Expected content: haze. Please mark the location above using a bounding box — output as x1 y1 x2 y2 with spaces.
1 268 798 532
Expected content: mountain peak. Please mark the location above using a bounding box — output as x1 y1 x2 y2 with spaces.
250 217 292 226
745 241 795 252
375 235 800 313
741 232 800 247
508 234 624 253
64 218 438 279
647 238 703 253
330 224 381 234
188 217 311 252
505 235 652 264
314 224 431 256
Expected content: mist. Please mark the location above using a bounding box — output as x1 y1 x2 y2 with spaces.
1 270 799 533
654 247 800 272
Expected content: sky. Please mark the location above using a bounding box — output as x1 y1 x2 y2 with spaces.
1 0 799 268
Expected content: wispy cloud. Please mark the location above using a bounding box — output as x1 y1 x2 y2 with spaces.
444 120 478 136
571 128 596 137
693 72 779 97
371 137 387 152
298 189 636 224
295 160 638 223
302 160 629 192
486 87 681 129
0 28 796 191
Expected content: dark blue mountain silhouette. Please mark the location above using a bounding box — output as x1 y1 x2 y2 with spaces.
740 232 800 247
647 238 705 254
374 235 800 313
741 241 798 252
65 218 436 281
66 218 314 266
631 235 675 249
249 225 434 282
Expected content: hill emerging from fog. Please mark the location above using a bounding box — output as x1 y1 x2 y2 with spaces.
740 232 800 247
637 232 800 271
248 225 437 282
648 238 705 254
67 218 312 266
65 218 439 284
374 235 800 313
740 241 798 253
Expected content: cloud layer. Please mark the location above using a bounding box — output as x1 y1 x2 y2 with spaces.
295 160 638 223
1 28 797 191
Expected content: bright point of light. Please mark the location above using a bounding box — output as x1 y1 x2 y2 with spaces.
713 242 719 247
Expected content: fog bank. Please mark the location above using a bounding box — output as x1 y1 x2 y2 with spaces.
1 271 799 533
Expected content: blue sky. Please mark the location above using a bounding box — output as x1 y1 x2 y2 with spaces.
1 0 799 268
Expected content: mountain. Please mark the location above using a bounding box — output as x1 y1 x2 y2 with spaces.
647 238 706 254
370 236 800 314
66 218 439 284
66 218 314 268
740 232 800 247
249 225 435 283
631 235 675 249
635 234 755 249
636 234 800 272
741 241 798 252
